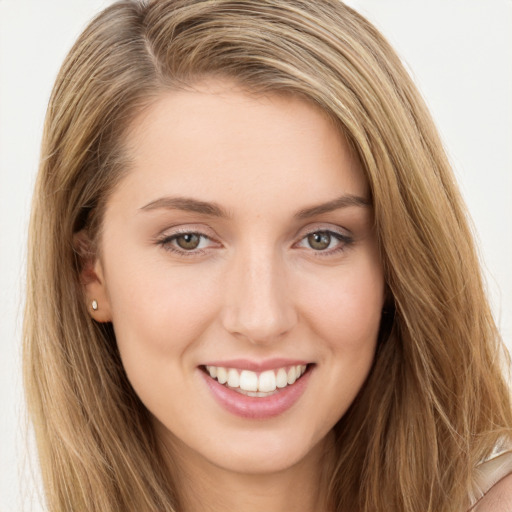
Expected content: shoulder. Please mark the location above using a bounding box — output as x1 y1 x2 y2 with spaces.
472 472 512 512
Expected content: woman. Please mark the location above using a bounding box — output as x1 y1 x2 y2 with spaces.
23 1 512 510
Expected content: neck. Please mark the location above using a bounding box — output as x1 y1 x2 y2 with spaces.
161 431 336 512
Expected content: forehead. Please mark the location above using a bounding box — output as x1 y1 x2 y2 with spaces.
114 79 368 215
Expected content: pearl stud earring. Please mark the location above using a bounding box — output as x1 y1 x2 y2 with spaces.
91 299 98 311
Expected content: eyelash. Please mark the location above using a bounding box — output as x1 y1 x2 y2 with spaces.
157 229 216 257
156 228 354 257
296 230 353 257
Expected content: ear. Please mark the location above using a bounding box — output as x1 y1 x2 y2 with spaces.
74 231 112 323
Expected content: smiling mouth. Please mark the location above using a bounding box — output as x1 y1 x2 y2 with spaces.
201 364 310 397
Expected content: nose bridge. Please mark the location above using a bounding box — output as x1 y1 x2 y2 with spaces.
221 242 296 344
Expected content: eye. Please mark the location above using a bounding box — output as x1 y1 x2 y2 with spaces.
157 230 217 255
296 229 352 253
306 232 332 251
174 233 202 250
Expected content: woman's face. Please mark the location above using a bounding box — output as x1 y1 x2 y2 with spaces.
87 79 385 476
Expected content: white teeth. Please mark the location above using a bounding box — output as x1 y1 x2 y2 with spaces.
239 370 258 391
227 368 239 388
276 368 288 388
240 389 278 397
206 364 308 393
258 370 276 393
216 367 228 384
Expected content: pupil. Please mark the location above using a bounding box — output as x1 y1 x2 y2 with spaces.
308 232 330 250
177 234 200 250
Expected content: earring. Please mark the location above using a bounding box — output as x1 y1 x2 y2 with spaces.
91 299 98 311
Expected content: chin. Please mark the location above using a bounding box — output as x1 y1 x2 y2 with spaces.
204 426 329 476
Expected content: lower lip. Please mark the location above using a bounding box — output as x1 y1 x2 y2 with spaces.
200 367 312 419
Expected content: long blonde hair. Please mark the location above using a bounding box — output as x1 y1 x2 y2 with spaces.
24 1 511 510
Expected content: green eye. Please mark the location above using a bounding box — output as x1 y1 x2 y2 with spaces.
307 232 332 250
175 233 201 250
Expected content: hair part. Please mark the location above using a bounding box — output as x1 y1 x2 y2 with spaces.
24 1 511 511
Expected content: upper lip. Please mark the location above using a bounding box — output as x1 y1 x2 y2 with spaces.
200 358 311 372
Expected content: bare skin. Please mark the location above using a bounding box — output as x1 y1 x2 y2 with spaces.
472 473 512 512
84 79 384 511
163 428 336 512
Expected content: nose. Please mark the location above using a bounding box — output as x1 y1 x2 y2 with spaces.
220 247 297 345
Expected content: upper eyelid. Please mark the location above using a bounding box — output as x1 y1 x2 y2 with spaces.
155 223 352 246
158 231 218 246
294 229 351 248
156 224 218 239
294 223 352 239
156 231 219 256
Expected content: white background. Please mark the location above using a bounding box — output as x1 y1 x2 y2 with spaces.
1 1 511 510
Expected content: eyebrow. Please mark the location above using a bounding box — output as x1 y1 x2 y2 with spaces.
139 196 230 217
139 193 370 218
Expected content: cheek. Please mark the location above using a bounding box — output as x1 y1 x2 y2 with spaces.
282 256 384 441
104 249 221 359
300 257 385 354
103 254 224 421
